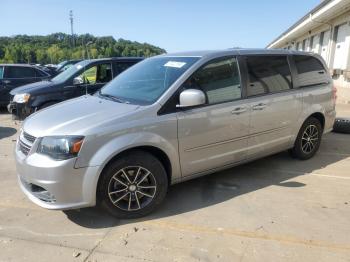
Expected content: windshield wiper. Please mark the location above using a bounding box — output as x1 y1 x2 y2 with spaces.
98 91 129 104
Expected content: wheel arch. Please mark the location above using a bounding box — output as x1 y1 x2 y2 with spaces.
308 112 325 130
98 145 173 187
291 111 326 148
31 97 62 109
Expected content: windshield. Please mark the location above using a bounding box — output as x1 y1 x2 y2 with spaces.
100 56 200 105
51 60 89 82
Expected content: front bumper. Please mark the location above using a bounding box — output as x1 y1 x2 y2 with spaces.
15 140 100 210
7 101 33 120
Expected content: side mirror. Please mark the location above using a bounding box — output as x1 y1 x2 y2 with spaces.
73 76 84 85
177 89 206 108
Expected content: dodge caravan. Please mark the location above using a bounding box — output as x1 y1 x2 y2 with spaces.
15 49 336 218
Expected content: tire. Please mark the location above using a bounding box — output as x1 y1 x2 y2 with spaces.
290 117 323 160
333 117 350 134
97 150 168 219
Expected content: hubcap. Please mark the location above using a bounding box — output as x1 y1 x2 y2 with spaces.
129 184 137 192
301 124 319 154
108 166 157 211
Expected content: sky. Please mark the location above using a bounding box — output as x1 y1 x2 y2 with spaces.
1 0 321 53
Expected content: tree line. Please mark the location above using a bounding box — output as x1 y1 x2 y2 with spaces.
0 33 166 64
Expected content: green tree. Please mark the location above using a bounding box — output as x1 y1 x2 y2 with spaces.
0 33 166 64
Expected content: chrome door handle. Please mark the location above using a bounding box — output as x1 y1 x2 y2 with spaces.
231 107 247 115
252 103 267 110
3 80 11 85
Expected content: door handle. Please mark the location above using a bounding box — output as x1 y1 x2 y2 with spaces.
252 103 267 110
3 80 11 85
231 107 247 115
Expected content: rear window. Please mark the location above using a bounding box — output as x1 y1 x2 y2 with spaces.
0 66 3 79
246 55 292 97
5 66 36 78
294 55 328 87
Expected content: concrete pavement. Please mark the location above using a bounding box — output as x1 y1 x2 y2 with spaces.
0 107 349 262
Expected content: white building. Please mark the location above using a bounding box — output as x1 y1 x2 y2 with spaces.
267 0 350 89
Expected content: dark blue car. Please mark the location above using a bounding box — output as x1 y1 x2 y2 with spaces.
0 64 50 107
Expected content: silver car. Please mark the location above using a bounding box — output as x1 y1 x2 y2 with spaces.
15 49 336 218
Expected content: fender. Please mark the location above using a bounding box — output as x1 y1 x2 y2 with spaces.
76 131 181 204
31 94 63 108
291 105 325 146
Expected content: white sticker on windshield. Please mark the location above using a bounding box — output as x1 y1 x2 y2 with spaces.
76 64 83 69
164 61 186 68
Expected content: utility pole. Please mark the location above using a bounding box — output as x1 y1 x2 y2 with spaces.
69 10 75 48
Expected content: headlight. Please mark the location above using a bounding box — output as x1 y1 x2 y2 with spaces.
13 93 30 103
37 136 84 160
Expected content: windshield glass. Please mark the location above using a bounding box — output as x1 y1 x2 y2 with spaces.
52 60 89 82
100 56 200 105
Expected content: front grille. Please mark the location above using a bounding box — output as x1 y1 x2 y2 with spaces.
19 140 31 156
23 132 36 143
18 130 36 156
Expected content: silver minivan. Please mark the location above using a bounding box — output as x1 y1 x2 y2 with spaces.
15 49 336 218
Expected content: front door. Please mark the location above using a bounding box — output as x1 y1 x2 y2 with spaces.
177 56 250 177
243 55 302 159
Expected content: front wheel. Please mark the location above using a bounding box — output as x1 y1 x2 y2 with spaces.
290 117 323 160
97 150 168 219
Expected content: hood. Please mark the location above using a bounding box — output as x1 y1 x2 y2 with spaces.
23 95 140 137
10 80 59 95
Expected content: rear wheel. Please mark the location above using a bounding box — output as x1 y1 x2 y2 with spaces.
290 117 322 160
97 150 168 219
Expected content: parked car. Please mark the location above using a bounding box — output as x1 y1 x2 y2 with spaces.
0 64 50 107
15 49 336 218
56 60 82 73
42 60 83 77
8 57 143 119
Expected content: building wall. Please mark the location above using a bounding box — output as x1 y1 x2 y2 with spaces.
278 11 350 88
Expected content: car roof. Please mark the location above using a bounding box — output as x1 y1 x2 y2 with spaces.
0 64 40 67
161 48 318 58
86 57 144 63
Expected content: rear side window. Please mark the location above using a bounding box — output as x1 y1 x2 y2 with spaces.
5 66 36 78
246 56 292 97
294 55 328 87
185 56 241 104
0 66 3 79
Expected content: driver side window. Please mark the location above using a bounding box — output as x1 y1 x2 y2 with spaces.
77 63 112 85
183 57 241 105
78 66 97 84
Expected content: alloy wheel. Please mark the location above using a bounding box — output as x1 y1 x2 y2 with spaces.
107 166 157 211
301 124 319 154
